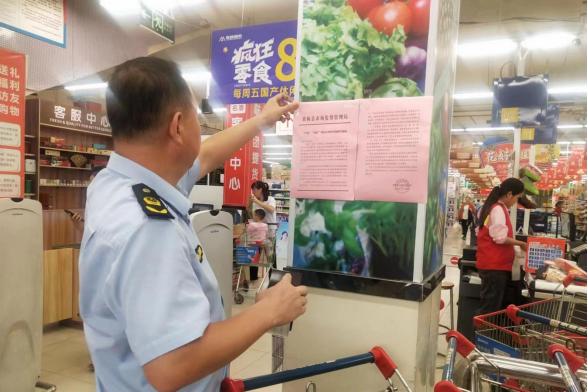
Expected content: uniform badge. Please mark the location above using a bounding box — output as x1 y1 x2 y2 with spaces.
132 184 173 220
195 245 204 263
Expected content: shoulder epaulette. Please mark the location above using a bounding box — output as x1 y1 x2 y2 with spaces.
132 184 174 220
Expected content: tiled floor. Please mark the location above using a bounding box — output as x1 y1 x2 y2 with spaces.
36 239 464 392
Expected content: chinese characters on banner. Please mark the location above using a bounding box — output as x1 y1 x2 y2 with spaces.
479 143 531 181
0 48 25 198
223 104 263 206
39 101 111 134
211 21 297 104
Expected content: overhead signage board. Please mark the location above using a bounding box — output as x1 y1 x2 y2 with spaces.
211 20 297 104
139 3 175 43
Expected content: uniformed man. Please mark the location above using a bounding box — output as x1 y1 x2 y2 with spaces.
79 57 306 392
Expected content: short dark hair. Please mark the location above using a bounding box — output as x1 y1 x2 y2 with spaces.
106 57 192 140
254 209 266 220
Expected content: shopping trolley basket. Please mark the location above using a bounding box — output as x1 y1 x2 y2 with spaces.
435 330 588 392
473 298 587 362
221 347 412 392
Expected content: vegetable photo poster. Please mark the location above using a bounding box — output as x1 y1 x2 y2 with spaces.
292 0 431 281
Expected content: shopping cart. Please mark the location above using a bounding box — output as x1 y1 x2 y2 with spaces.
221 346 412 392
232 225 276 304
435 330 588 392
473 298 587 362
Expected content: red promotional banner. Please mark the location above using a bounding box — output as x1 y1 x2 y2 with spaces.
223 104 263 207
0 48 25 198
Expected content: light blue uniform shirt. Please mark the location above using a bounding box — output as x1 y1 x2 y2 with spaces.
79 152 226 392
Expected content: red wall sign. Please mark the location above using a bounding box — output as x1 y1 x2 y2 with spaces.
0 48 26 198
223 104 263 207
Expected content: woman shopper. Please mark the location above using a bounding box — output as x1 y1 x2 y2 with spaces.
476 178 528 315
247 181 277 281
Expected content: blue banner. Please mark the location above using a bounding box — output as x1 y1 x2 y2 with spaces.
210 20 297 104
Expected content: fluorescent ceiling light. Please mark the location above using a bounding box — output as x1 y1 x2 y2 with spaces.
453 91 493 100
454 86 587 101
451 126 514 133
65 82 108 91
549 86 587 95
264 144 292 148
558 124 585 129
521 32 576 50
100 0 141 15
572 141 586 145
263 133 282 137
263 160 279 165
458 39 517 58
265 157 291 161
264 152 292 156
557 141 571 145
182 71 211 82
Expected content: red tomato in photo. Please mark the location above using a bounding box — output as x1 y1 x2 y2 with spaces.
347 0 383 19
408 0 430 37
368 2 413 36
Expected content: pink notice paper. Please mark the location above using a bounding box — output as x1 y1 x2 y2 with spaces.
354 97 433 204
291 101 358 200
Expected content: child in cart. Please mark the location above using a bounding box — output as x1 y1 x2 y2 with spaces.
247 209 269 243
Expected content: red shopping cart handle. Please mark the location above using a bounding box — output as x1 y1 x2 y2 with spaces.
446 330 475 357
506 304 523 325
434 380 460 392
548 344 586 374
563 274 587 287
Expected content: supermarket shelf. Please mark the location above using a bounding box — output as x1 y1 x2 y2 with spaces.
25 134 36 139
25 153 36 157
40 184 88 188
40 165 91 171
41 146 111 156
274 197 290 200
269 188 289 192
40 122 112 138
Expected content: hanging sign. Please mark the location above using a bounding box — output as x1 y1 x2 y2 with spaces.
211 20 297 104
223 104 263 207
0 48 25 198
139 3 175 43
40 101 111 135
0 0 66 47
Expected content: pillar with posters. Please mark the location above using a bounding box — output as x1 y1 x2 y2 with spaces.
282 1 461 391
0 48 26 198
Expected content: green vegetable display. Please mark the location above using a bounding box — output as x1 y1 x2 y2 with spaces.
301 0 420 101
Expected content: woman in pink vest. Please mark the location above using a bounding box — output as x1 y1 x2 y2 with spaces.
476 178 528 314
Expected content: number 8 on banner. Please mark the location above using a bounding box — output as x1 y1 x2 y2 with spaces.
276 38 296 82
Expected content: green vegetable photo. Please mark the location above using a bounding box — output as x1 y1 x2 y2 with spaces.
300 0 429 102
